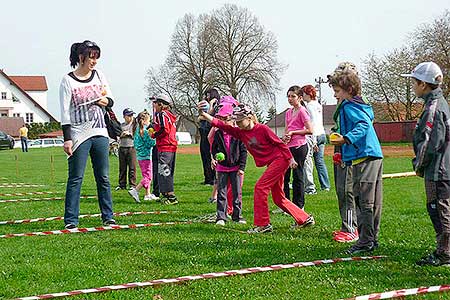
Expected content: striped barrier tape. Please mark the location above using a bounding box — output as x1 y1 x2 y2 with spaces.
0 196 95 203
0 191 54 197
345 284 450 300
1 221 191 239
16 256 386 300
382 171 416 179
0 184 45 188
0 211 178 225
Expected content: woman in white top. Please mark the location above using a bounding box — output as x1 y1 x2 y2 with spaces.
59 40 116 229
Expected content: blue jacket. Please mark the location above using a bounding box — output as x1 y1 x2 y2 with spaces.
133 125 156 161
339 98 383 164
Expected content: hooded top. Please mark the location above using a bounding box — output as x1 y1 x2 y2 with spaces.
152 110 177 152
339 96 383 164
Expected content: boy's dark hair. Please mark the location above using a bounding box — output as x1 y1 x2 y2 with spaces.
412 78 440 90
328 71 361 97
69 40 101 68
204 88 220 102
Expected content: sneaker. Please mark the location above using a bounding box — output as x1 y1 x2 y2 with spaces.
247 224 273 234
334 231 359 243
291 215 315 229
64 224 77 229
143 195 152 201
345 243 375 255
115 186 126 191
162 194 178 205
332 230 342 237
216 220 226 226
103 219 117 226
149 194 160 201
208 197 217 203
416 252 450 267
128 188 140 203
272 208 285 214
321 188 330 192
305 190 317 195
237 219 247 224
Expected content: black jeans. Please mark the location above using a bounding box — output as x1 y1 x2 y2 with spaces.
283 144 308 209
199 126 214 184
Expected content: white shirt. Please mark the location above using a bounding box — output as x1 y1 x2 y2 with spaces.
305 101 326 136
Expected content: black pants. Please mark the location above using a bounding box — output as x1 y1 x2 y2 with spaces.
118 147 136 188
199 127 214 184
152 146 159 196
283 144 308 209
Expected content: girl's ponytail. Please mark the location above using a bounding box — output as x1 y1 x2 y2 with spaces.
69 43 81 68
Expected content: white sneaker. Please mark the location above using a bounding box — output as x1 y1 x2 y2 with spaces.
128 188 140 203
149 194 160 201
216 220 225 226
143 195 152 201
272 208 284 214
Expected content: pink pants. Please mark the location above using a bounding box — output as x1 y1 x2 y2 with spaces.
138 159 152 189
253 157 309 226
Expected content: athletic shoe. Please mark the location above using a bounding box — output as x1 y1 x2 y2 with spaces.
162 194 178 205
103 219 117 226
272 208 284 214
321 188 330 192
332 230 342 237
64 224 77 230
247 224 273 234
149 194 160 201
305 190 317 195
416 252 450 267
345 243 375 255
235 219 247 224
143 195 152 201
291 215 315 229
216 220 226 226
334 231 359 243
128 188 140 203
115 186 126 191
208 197 217 203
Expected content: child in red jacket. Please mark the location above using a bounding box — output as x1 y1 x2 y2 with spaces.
151 94 178 205
198 102 315 233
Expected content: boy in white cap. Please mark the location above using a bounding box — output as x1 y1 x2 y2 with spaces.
402 62 450 266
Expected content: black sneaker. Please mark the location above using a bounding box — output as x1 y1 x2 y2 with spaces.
115 186 126 191
416 252 450 267
64 224 77 229
162 194 178 205
345 243 375 255
103 219 117 226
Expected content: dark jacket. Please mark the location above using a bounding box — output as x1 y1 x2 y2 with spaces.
413 88 450 181
211 129 247 171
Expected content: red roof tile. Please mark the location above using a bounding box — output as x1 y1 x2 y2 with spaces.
9 76 48 91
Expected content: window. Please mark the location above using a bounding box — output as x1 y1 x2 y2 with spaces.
12 94 19 102
0 113 7 117
1 92 6 100
44 140 54 145
13 113 21 117
25 113 34 123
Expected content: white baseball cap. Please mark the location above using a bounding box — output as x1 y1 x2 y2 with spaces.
401 62 443 85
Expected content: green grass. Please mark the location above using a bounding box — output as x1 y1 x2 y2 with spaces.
0 145 449 300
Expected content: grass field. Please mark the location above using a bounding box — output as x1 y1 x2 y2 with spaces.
0 145 449 300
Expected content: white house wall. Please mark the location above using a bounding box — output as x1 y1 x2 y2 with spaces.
0 75 51 123
27 91 48 109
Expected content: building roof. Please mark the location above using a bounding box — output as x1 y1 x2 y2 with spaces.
266 104 337 127
0 69 57 122
39 130 63 138
9 76 48 91
0 117 25 138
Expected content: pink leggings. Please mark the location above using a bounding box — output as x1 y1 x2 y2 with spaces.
138 159 152 189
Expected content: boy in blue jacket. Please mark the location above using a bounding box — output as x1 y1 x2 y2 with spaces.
329 68 383 254
402 62 450 266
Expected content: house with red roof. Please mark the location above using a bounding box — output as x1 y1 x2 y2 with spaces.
0 69 57 124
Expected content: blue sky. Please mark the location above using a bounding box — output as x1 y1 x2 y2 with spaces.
0 0 448 120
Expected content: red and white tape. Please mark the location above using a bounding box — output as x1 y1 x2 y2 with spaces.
0 196 95 203
345 284 450 300
0 184 45 188
0 211 177 225
16 256 386 300
1 221 191 239
0 191 54 197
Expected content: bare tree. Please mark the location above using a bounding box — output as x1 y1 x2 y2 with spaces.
362 49 422 121
209 4 285 107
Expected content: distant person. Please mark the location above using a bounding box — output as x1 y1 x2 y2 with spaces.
199 88 220 186
198 103 315 234
116 108 137 191
151 94 178 205
59 40 115 229
329 65 383 255
19 124 28 152
402 62 450 266
128 110 157 203
302 85 330 192
281 86 313 210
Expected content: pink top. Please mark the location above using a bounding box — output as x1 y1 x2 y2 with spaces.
285 106 310 148
216 131 240 173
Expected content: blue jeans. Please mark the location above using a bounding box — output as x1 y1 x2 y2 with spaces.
20 137 28 152
64 136 114 225
313 134 330 190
